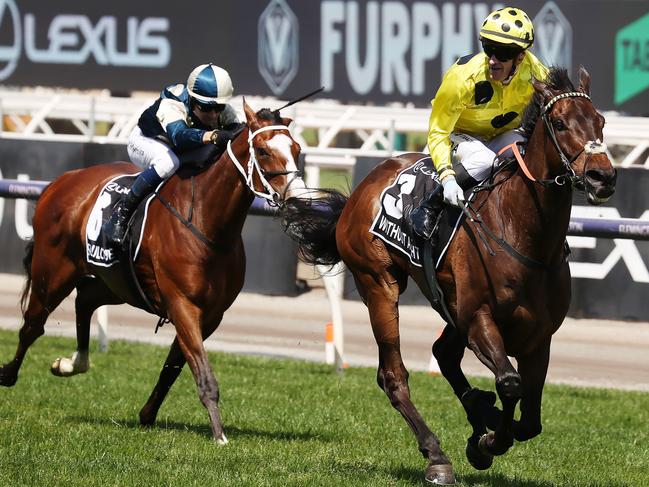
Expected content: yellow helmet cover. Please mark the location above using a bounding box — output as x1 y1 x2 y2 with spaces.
480 7 534 49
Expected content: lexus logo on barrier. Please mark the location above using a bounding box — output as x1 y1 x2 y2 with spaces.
258 0 299 95
0 0 21 81
0 1 170 82
534 1 572 72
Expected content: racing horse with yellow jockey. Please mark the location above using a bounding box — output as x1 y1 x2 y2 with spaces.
280 67 616 484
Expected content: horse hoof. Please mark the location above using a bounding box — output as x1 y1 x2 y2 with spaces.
216 434 228 446
50 353 90 377
466 436 493 470
424 463 456 485
0 365 17 387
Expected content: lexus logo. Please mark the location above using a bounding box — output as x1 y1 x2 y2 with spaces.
534 1 572 72
0 0 21 81
258 0 299 95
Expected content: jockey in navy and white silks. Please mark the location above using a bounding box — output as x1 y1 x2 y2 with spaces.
102 63 244 248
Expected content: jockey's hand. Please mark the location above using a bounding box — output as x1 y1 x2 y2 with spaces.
210 123 246 147
442 176 465 206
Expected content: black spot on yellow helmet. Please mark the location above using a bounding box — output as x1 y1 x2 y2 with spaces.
479 7 534 49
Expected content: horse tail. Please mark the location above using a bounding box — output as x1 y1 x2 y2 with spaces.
280 189 348 267
20 239 34 314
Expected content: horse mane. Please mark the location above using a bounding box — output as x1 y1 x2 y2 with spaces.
256 108 283 124
518 66 576 138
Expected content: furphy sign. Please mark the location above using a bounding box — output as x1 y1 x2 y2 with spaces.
320 1 496 96
0 0 170 81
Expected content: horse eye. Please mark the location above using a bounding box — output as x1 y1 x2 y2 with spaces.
552 119 566 131
256 147 269 157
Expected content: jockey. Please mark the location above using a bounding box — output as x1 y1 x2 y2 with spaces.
103 63 245 247
410 7 549 239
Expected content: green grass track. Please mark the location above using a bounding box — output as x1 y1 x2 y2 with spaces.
0 330 647 486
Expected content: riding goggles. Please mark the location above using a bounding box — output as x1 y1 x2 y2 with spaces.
482 42 521 62
195 102 226 113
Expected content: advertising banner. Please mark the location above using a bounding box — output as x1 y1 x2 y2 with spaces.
0 1 647 113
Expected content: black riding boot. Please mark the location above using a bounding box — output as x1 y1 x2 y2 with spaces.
102 167 162 247
409 184 444 240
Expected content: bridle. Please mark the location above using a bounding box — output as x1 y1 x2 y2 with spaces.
227 124 302 204
530 91 608 188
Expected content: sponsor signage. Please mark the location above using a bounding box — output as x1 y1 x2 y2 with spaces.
0 1 648 113
615 12 649 105
258 0 299 95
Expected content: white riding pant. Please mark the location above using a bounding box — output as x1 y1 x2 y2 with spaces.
450 130 525 184
127 126 180 179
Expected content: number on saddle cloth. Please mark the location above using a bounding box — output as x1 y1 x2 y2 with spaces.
369 157 463 269
86 174 153 267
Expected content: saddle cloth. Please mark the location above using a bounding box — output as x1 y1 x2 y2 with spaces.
85 174 156 267
369 157 463 268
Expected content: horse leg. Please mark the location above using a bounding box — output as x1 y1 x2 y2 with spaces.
358 273 455 485
433 324 501 470
140 310 224 427
467 312 521 458
51 276 121 377
513 339 551 442
0 260 77 386
167 301 227 444
139 337 186 426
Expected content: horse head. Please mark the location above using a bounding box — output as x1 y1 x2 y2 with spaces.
531 66 616 204
227 99 306 205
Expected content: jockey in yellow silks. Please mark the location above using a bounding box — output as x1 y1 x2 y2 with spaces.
411 7 549 239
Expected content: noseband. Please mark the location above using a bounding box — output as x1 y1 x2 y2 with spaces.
539 91 607 188
227 125 301 203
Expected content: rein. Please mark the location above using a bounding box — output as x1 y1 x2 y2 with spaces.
227 124 301 204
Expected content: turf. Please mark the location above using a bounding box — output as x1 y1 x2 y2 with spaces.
0 330 647 486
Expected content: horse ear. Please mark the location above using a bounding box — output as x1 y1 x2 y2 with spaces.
531 76 556 101
243 97 257 127
578 65 591 95
281 116 293 127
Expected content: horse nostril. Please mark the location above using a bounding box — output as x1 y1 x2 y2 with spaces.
586 168 616 186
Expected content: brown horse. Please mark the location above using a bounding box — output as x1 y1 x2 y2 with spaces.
0 100 305 444
281 67 616 484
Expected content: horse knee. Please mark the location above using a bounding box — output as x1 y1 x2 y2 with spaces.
380 370 410 406
495 372 522 401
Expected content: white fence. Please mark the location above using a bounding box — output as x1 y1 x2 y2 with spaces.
1 90 648 169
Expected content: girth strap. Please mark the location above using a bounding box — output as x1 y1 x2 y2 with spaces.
154 193 218 249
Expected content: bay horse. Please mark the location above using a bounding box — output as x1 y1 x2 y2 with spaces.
280 67 616 484
0 100 305 444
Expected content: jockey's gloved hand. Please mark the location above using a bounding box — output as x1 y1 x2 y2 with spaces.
210 123 247 147
442 176 465 206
